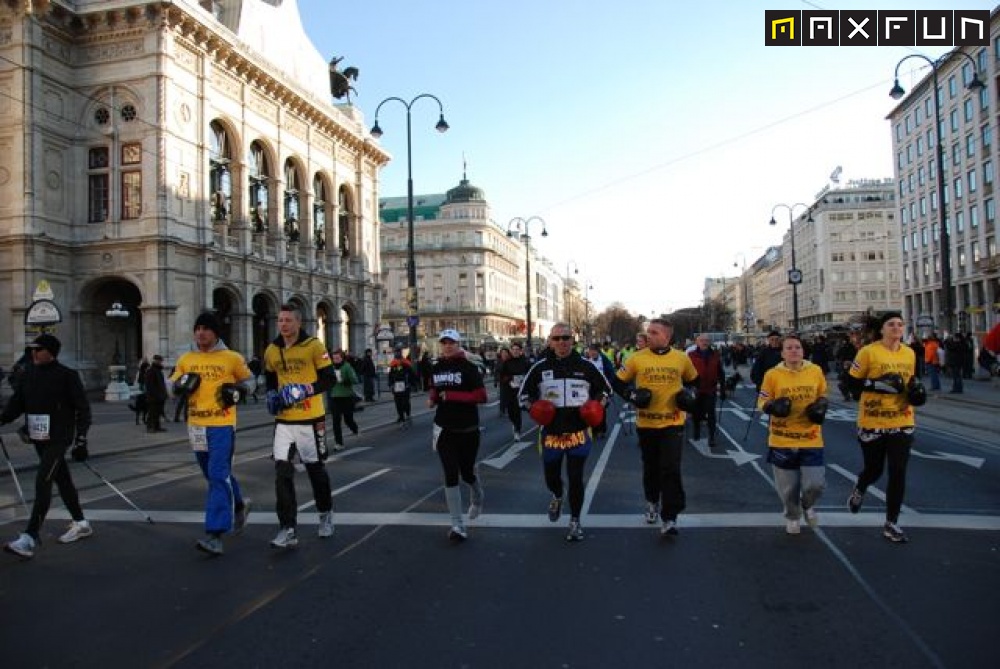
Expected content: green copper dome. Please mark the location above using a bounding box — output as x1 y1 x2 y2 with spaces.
445 178 485 204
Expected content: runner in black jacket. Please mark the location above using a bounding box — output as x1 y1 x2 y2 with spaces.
495 342 531 439
428 330 488 542
1 334 93 559
518 323 611 541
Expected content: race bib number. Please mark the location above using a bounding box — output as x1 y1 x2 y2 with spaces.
394 381 407 393
188 425 208 452
26 414 51 440
538 378 590 408
510 375 524 389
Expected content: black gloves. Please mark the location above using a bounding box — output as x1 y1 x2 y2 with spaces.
863 373 905 394
763 397 792 418
805 397 829 424
71 434 89 462
173 372 201 396
906 376 928 406
675 387 698 412
217 383 243 408
628 387 653 409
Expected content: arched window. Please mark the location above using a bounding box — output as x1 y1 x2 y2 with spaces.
283 159 300 242
313 174 327 250
338 186 352 257
209 122 232 225
248 142 269 233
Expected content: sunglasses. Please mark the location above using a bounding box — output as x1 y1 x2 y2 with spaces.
550 335 573 341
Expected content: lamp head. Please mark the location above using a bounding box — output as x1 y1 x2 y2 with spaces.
435 114 449 133
889 79 906 100
967 73 986 92
369 121 383 139
541 227 549 237
769 216 777 227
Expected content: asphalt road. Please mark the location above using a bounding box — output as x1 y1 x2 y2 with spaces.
1 381 998 669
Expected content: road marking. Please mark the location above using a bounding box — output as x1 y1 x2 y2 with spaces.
297 468 391 512
689 436 761 466
41 509 1000 531
911 449 985 469
581 422 620 517
481 441 535 469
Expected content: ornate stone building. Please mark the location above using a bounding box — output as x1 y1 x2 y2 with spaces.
0 0 388 389
379 173 564 354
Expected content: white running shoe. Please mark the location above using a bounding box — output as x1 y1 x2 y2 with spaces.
645 503 659 525
448 525 468 542
661 519 679 537
233 499 251 534
804 507 819 527
58 520 93 544
785 519 801 535
4 533 36 558
270 527 299 549
318 512 334 538
566 519 584 542
196 535 224 556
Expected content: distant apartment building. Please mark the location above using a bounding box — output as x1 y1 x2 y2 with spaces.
887 20 1000 336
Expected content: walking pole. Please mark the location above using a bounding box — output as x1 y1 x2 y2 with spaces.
0 436 29 515
80 460 154 524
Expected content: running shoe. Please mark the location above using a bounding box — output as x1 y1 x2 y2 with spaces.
547 497 563 522
332 442 346 453
566 519 584 542
883 522 909 544
847 488 864 514
661 519 679 537
448 525 468 542
804 507 819 527
468 488 484 521
318 511 334 538
233 499 251 534
644 502 659 525
196 535 224 556
58 520 93 544
4 533 36 558
270 527 298 549
512 427 521 441
785 519 801 535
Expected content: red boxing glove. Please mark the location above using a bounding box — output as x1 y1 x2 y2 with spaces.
529 399 557 426
579 399 604 428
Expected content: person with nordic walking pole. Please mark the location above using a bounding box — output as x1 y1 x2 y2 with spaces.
1 334 93 560
170 312 254 556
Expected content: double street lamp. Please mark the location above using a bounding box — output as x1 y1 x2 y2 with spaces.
370 94 450 357
769 203 812 332
890 52 984 335
507 216 548 355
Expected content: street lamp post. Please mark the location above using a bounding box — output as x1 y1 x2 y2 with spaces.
890 53 985 335
770 203 812 332
733 253 753 333
370 94 450 358
565 260 580 336
507 217 548 355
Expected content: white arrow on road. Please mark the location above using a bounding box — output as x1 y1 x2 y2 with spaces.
481 441 534 469
911 449 985 469
689 438 761 466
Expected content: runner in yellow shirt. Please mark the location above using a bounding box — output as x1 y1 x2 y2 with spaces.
846 311 926 544
757 334 829 535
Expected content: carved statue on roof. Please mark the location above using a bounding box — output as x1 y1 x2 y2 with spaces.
329 57 359 101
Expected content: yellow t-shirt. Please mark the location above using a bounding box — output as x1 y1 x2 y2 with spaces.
170 349 252 427
757 361 828 448
617 348 698 428
263 336 331 422
849 342 916 430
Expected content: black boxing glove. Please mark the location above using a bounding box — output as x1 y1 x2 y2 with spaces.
763 397 792 418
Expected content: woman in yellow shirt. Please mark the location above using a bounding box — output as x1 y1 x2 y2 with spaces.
847 311 925 544
757 334 829 535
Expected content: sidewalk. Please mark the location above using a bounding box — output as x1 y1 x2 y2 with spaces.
0 389 435 473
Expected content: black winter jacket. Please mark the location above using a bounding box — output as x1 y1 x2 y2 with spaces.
0 360 91 445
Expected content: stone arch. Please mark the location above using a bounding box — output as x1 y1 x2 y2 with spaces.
282 156 306 242
77 276 145 387
209 118 243 226
339 301 359 354
316 299 336 349
211 284 243 351
248 138 278 234
312 171 334 251
251 290 280 359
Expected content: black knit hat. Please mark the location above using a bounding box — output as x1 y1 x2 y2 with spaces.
27 333 61 357
877 311 904 330
193 312 222 337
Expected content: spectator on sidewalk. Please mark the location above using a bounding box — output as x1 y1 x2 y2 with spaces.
360 348 377 402
923 334 942 391
144 355 169 433
327 349 360 452
909 334 925 378
944 333 966 394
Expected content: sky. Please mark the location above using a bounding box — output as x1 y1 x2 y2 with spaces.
295 0 998 319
